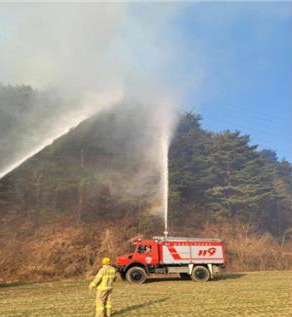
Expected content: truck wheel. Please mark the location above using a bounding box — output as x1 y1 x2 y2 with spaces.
126 267 147 284
179 273 191 280
191 266 210 282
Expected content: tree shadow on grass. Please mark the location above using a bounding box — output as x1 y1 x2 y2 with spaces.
145 276 182 283
214 273 246 281
112 297 169 316
144 273 246 284
0 282 23 288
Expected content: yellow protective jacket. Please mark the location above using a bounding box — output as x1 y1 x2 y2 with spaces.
90 265 116 291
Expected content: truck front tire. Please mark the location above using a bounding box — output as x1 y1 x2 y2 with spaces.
191 266 210 282
126 267 147 284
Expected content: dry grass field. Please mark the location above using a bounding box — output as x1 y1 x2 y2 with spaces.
0 271 291 317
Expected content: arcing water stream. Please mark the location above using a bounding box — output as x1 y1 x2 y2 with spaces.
0 113 92 179
0 92 122 179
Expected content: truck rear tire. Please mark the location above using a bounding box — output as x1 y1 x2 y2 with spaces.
180 273 191 280
191 266 210 282
126 267 147 284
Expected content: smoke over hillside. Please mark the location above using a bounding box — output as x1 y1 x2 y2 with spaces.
0 3 182 191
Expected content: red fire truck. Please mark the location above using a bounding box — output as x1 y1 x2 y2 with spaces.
115 236 226 284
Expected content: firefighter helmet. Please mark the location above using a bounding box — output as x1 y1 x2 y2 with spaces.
102 257 110 265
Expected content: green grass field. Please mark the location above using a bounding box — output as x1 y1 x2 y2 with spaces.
0 271 291 317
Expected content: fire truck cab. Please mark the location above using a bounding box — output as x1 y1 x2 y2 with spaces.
116 236 226 284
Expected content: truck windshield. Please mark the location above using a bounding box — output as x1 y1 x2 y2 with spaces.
128 243 136 253
137 245 152 254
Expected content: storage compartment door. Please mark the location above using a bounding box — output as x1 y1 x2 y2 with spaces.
162 245 191 264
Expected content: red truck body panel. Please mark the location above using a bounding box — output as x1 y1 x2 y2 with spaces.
161 240 225 264
116 237 226 268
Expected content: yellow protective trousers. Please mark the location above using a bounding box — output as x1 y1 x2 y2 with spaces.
95 289 112 317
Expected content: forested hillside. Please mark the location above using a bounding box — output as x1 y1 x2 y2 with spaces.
0 85 291 281
169 114 292 236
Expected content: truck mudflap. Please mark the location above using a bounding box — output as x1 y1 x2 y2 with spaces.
188 264 194 275
208 264 222 279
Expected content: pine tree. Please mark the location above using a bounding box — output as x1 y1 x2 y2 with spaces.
205 131 277 228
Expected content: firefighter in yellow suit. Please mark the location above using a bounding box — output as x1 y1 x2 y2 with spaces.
89 257 117 317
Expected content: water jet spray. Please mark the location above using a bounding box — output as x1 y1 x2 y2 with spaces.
161 131 170 238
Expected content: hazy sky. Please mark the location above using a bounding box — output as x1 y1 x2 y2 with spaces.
0 1 291 161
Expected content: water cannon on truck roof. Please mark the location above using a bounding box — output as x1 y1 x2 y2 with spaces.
115 235 226 284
